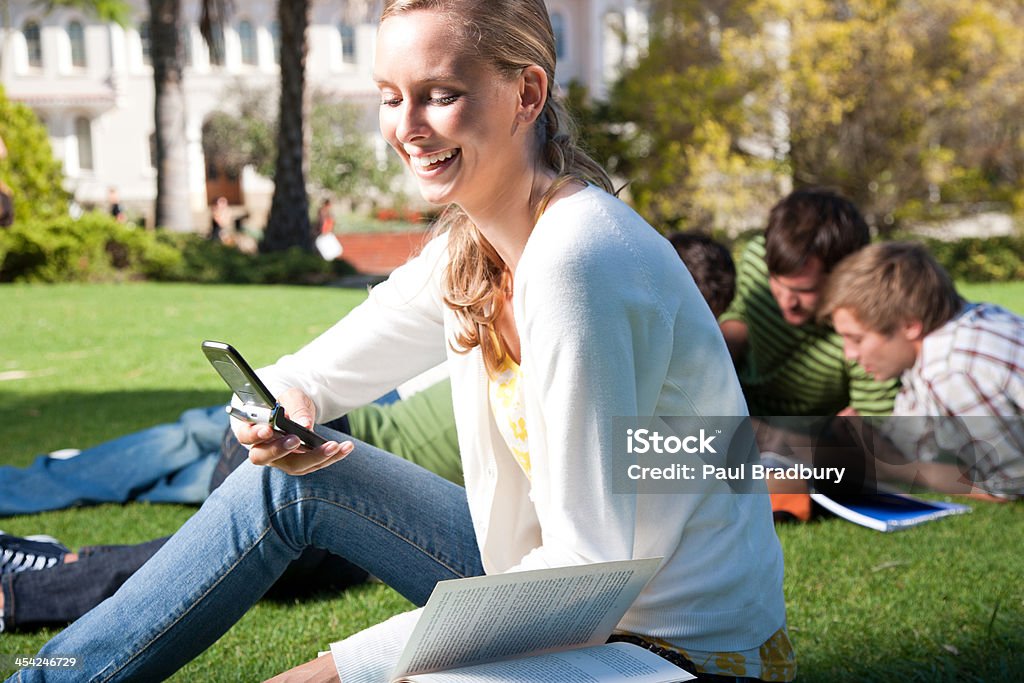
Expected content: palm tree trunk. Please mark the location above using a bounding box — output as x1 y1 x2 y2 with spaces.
150 0 191 232
262 0 312 252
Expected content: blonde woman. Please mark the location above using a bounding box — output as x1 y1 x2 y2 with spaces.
14 2 792 681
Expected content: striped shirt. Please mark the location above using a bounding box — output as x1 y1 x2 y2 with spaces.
720 237 898 416
891 303 1024 496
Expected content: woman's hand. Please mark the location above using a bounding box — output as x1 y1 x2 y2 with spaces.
264 653 340 682
232 387 354 475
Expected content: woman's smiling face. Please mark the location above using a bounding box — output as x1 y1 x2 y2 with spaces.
374 10 528 212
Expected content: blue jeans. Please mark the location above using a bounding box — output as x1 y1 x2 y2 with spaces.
0 407 227 516
9 428 484 682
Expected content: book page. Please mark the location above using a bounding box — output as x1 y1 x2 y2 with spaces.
391 558 661 680
400 642 694 683
329 609 422 683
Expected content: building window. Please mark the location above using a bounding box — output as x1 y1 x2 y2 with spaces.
208 22 225 66
238 20 257 65
339 23 356 64
24 21 43 68
139 21 151 65
182 25 193 66
68 21 87 68
270 21 280 65
75 117 94 171
551 12 566 60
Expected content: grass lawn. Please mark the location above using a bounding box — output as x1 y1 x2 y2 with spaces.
1 281 1023 681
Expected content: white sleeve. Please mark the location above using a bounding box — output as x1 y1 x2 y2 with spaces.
259 233 450 422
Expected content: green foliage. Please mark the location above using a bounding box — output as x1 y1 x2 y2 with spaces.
0 214 355 284
588 0 789 231
786 0 1024 229
582 0 1024 232
0 86 70 222
166 233 356 285
916 234 1024 283
308 96 404 200
201 85 402 202
200 85 277 178
0 213 180 282
35 0 132 25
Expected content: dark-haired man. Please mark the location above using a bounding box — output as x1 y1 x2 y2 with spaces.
719 188 899 418
667 231 736 318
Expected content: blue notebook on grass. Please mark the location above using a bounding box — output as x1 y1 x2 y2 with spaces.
809 490 970 532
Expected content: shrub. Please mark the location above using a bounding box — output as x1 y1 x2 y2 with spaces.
0 213 180 282
0 85 70 222
165 233 355 285
0 214 356 285
919 235 1024 283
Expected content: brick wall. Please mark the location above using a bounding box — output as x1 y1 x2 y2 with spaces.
336 230 432 275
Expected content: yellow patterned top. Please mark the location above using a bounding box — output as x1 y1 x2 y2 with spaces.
488 355 531 479
618 628 797 681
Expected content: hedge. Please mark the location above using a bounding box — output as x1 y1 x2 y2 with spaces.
0 213 355 285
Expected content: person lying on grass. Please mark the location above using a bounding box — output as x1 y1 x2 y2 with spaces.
819 241 1024 501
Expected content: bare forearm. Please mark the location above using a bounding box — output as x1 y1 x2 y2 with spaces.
264 654 339 683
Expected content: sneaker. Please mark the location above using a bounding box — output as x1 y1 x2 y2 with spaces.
0 530 69 575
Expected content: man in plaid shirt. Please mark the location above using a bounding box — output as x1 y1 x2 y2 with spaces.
819 241 1024 499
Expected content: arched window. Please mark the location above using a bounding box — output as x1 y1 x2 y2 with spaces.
75 117 94 171
139 21 151 66
551 12 566 60
68 20 87 68
270 21 281 65
339 23 356 64
24 21 43 68
238 20 257 65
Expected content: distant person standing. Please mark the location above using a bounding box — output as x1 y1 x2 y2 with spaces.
314 197 343 260
316 198 336 235
107 187 124 223
209 196 233 245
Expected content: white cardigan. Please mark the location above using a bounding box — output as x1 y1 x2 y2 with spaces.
261 186 786 652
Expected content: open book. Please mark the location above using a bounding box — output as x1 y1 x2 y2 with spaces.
329 558 695 683
810 489 970 532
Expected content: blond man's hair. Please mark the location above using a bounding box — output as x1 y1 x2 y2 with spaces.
381 0 615 376
819 241 963 336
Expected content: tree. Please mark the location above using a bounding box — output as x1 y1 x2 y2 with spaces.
150 0 191 232
0 85 68 221
785 0 1024 227
307 93 403 201
201 86 401 202
594 0 790 232
582 0 1024 232
261 0 312 252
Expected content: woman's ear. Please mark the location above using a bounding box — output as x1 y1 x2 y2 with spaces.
516 65 548 124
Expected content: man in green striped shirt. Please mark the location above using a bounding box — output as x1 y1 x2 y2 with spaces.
720 189 899 418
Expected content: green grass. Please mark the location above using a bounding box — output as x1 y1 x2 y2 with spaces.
1 281 1023 681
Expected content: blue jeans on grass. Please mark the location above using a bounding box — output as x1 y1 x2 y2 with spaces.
8 427 484 682
0 407 227 516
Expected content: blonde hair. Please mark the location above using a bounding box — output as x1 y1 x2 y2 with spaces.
819 242 963 336
381 0 614 375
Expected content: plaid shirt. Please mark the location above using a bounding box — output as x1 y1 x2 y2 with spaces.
891 303 1024 496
